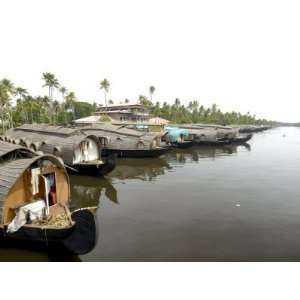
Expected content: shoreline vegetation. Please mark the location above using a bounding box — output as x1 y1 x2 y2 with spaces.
0 72 282 134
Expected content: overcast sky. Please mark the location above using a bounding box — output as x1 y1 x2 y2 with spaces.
1 0 300 122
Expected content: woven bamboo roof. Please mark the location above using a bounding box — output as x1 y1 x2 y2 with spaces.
15 124 81 136
0 140 34 159
0 155 66 222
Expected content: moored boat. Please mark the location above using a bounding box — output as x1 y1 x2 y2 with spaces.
0 142 98 254
3 124 116 176
163 126 194 148
230 133 253 144
80 123 170 158
175 125 231 145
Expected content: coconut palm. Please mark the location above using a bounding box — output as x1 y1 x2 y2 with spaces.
0 79 15 130
149 86 155 102
15 87 28 100
15 87 28 122
100 78 110 107
42 73 59 99
65 91 76 120
59 86 67 101
59 86 68 123
42 73 60 123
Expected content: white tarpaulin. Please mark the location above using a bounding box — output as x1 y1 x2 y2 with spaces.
7 200 46 233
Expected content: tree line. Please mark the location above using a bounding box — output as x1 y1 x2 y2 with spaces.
0 74 271 134
0 73 97 133
139 86 271 125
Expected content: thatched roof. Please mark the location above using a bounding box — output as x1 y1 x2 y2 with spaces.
0 140 34 159
15 124 81 136
0 155 66 222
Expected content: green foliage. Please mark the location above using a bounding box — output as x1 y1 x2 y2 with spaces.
99 114 112 122
149 100 271 125
0 75 272 135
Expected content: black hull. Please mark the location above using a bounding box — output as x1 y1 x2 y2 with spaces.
103 147 170 158
0 209 98 255
230 134 253 144
171 141 194 149
1 224 73 242
71 155 116 176
194 140 230 146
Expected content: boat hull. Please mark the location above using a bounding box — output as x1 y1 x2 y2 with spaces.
171 141 194 148
0 208 98 255
103 147 170 158
194 139 231 146
230 134 253 144
71 154 116 176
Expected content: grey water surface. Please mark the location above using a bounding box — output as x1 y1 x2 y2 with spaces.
1 127 300 261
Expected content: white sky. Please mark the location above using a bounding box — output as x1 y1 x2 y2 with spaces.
1 0 300 122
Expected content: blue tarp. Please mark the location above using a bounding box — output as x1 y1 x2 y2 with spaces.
165 126 189 143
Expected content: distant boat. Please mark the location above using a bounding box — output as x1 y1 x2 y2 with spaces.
3 124 116 176
0 141 97 254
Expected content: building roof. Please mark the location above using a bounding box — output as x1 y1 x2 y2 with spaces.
97 103 148 111
149 117 170 125
74 115 102 124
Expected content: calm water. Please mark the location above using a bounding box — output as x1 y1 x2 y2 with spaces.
1 127 300 261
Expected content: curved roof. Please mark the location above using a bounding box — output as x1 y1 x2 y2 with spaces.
0 154 67 222
81 123 156 138
0 140 34 159
15 124 82 136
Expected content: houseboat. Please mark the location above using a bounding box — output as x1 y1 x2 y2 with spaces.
3 124 116 176
0 141 97 254
235 125 272 133
175 125 230 145
163 126 193 148
179 124 252 145
80 123 170 158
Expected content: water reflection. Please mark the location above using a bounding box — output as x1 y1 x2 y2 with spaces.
0 142 251 261
165 143 251 164
70 176 118 209
109 158 171 181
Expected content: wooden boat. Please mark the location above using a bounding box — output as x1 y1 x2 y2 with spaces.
230 133 253 144
163 126 194 148
175 125 231 146
80 123 170 158
3 124 116 176
0 142 97 254
232 125 272 133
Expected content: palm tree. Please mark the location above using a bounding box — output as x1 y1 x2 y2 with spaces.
42 72 60 123
59 86 68 123
100 78 110 107
15 87 28 122
65 91 76 120
16 87 28 100
108 99 114 105
125 98 130 104
1 79 15 94
42 73 59 99
149 86 155 102
59 86 67 102
0 79 15 130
